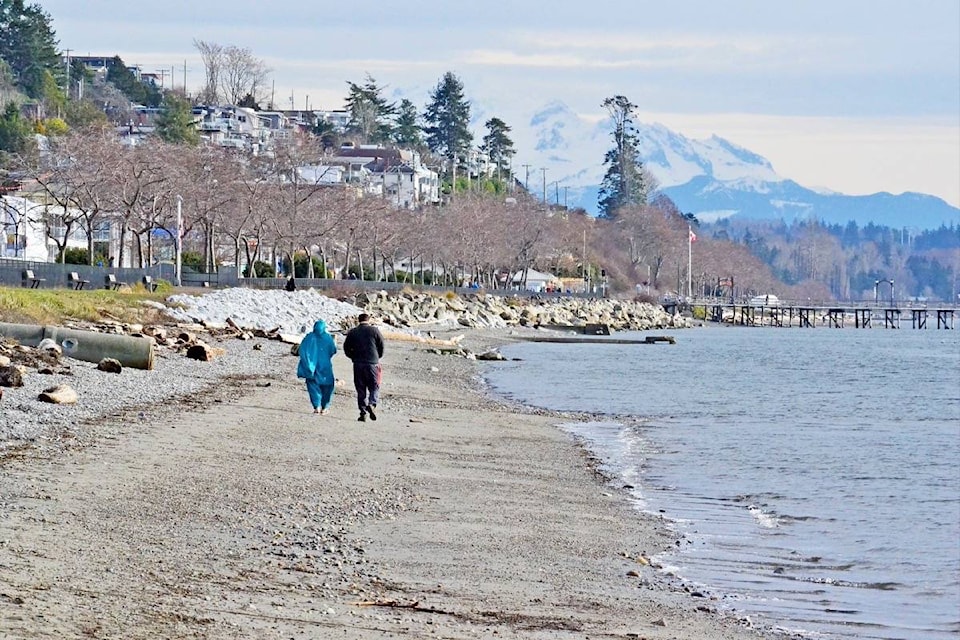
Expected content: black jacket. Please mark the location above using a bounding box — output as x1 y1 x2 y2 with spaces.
343 323 384 364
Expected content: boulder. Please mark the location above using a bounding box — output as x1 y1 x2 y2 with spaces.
186 343 225 361
0 365 23 387
97 358 123 374
37 337 62 356
38 384 78 404
475 350 506 361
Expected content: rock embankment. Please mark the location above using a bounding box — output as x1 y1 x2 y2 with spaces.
165 287 690 334
355 290 692 331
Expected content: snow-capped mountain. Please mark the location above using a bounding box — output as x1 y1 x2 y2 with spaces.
514 101 959 229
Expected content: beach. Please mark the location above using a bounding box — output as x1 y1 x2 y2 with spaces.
0 328 790 639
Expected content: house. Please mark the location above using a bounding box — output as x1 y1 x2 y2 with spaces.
330 145 440 208
1 196 93 262
296 165 348 185
512 268 562 293
192 105 272 152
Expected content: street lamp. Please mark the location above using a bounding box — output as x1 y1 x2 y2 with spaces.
875 278 895 306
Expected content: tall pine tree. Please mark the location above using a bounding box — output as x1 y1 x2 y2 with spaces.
344 74 395 144
392 98 424 150
0 0 61 99
598 95 649 218
423 72 472 168
480 117 515 177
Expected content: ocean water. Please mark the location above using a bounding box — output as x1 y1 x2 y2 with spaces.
482 326 960 639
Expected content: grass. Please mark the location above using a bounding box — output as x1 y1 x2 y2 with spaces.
0 285 171 325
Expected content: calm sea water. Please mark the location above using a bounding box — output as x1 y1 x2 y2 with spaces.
483 326 960 640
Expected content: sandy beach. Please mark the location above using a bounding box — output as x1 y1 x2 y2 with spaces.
0 329 790 639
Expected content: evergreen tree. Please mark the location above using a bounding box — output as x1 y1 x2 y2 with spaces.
423 71 472 167
344 74 395 144
0 100 29 153
0 0 62 99
480 117 515 175
105 56 161 107
311 116 339 149
598 95 648 218
392 98 424 150
155 93 199 145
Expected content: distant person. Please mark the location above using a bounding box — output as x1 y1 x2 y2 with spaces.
297 319 337 415
285 275 297 291
342 313 384 422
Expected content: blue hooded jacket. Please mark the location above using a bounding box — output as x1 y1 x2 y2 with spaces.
297 320 337 385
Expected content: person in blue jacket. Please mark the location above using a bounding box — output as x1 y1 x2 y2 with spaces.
297 319 337 414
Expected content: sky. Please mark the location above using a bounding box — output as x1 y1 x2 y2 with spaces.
35 0 960 207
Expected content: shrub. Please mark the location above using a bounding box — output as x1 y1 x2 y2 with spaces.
289 255 330 278
181 251 205 272
243 260 275 278
63 247 88 264
62 247 108 266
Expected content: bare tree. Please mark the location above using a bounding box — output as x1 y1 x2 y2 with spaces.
259 137 350 277
105 139 169 267
220 45 270 106
31 130 118 264
194 40 224 104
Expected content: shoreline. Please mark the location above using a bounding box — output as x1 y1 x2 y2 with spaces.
0 327 794 639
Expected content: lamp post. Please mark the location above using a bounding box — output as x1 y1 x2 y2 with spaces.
175 195 183 287
875 279 895 306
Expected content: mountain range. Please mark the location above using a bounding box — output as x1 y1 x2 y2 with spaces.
509 101 959 230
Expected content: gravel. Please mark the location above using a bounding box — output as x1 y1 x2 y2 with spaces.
1 288 432 451
0 337 293 446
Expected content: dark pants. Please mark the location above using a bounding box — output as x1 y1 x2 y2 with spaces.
352 362 382 412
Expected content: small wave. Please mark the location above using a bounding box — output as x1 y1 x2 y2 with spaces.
747 504 780 528
780 574 902 590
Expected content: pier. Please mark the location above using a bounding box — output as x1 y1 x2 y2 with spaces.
664 301 957 329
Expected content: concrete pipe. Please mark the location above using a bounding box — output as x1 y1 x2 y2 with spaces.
0 322 155 370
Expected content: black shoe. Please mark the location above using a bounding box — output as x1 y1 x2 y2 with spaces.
358 412 366 422
367 405 377 421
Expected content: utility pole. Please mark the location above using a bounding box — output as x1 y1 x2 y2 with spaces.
563 186 568 208
522 164 531 192
540 168 547 205
63 49 72 99
554 182 559 205
156 68 169 89
183 60 188 95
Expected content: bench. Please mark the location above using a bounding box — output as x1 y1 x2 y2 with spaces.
104 274 123 290
68 271 91 290
142 275 158 292
22 269 46 288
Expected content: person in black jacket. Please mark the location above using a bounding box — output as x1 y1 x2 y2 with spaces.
342 313 385 422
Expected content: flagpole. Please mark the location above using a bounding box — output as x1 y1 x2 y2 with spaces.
687 225 693 298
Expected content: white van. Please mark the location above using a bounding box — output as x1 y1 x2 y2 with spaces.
749 294 780 306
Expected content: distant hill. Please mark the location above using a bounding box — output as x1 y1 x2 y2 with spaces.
516 101 960 230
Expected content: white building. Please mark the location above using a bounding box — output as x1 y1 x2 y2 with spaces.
2 196 50 261
330 145 440 208
512 268 561 293
1 195 128 264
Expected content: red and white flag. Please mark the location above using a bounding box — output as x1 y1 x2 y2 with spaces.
689 227 697 242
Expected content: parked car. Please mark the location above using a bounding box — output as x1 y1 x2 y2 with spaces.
749 294 781 306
